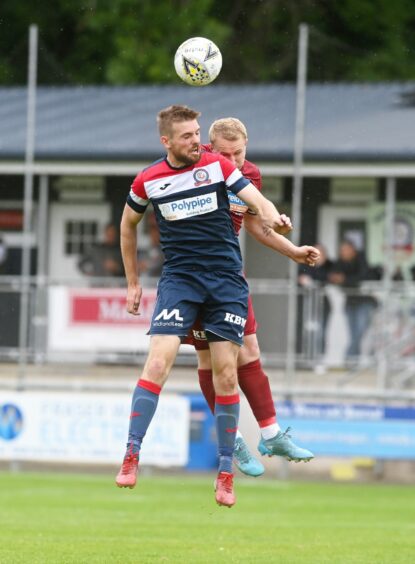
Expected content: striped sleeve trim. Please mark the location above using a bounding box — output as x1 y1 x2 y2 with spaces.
127 191 148 213
227 175 250 195
225 168 243 188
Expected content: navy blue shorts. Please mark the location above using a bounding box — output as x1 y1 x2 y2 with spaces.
149 270 249 346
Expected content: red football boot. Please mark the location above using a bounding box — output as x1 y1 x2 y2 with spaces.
215 472 236 507
116 453 139 488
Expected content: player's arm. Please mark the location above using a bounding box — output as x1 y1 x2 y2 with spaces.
243 212 320 266
120 204 145 315
236 183 292 235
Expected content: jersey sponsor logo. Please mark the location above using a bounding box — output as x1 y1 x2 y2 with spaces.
193 168 211 187
154 309 184 322
159 192 218 221
159 183 171 190
227 191 248 215
224 312 246 328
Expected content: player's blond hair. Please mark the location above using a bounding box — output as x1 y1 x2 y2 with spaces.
157 105 201 136
209 117 248 143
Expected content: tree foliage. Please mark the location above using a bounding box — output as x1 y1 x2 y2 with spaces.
1 0 415 85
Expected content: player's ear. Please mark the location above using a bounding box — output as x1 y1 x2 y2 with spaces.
160 135 170 149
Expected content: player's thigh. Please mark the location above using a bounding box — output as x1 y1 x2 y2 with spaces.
237 333 260 366
142 335 181 387
244 294 258 336
196 348 212 370
150 272 203 337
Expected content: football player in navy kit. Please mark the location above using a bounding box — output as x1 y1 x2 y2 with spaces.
116 105 291 507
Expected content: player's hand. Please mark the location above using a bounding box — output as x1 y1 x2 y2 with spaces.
126 283 142 315
294 245 321 266
273 213 293 235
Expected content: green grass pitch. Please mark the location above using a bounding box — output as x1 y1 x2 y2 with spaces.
0 471 414 563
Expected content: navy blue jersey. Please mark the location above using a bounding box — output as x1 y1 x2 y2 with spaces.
128 152 250 271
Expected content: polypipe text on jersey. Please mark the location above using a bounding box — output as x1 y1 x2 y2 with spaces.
128 151 250 271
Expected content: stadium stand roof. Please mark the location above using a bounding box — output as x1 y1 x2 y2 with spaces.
0 83 415 162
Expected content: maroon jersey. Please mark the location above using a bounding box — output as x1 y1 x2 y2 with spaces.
202 144 262 235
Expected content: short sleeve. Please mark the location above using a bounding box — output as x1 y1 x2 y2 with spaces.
127 173 149 213
250 169 262 191
241 160 262 191
245 167 261 214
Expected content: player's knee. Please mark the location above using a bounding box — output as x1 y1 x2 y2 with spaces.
214 368 238 394
144 357 169 383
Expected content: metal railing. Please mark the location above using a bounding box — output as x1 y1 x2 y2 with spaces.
1 275 414 397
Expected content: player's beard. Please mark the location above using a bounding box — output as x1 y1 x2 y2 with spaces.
171 144 201 167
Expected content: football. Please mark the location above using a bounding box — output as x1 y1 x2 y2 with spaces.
174 37 222 86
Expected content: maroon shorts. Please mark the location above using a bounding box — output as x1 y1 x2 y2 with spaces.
182 294 258 350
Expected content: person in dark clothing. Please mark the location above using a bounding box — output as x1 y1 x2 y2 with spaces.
78 223 124 278
137 212 164 278
328 240 377 362
298 244 333 357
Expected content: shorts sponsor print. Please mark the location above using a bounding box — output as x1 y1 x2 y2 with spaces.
183 294 258 350
149 270 249 346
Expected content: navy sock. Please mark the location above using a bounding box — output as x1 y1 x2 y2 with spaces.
215 394 240 474
126 379 161 457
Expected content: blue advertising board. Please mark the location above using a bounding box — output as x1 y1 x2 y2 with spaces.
276 402 415 459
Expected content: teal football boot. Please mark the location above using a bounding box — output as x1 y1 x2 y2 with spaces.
258 427 314 462
234 436 265 477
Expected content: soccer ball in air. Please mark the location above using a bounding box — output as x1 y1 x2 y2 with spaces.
174 37 222 86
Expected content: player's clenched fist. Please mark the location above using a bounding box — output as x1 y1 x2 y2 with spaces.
273 213 292 235
293 245 321 266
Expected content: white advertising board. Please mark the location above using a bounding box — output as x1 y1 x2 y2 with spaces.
0 391 189 467
47 286 193 354
48 286 155 352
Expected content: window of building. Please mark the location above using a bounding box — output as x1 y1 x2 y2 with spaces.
64 221 97 255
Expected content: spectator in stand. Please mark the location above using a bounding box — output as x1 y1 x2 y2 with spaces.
298 243 333 358
137 212 164 278
328 239 377 364
78 223 124 278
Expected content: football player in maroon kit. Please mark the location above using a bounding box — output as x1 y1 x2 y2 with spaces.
184 118 318 476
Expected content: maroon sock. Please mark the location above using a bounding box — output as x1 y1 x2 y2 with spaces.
198 368 215 414
237 359 276 424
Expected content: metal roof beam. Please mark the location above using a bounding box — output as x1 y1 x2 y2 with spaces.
2 161 415 178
